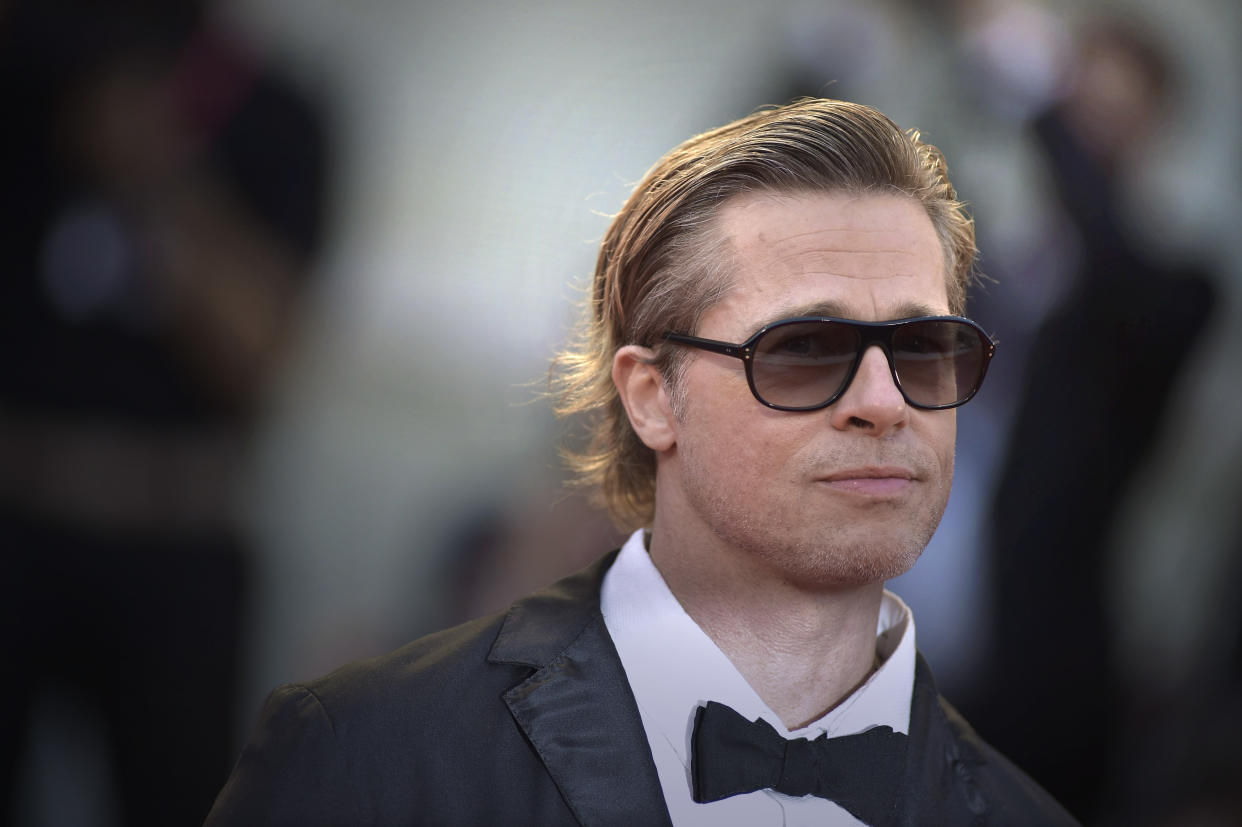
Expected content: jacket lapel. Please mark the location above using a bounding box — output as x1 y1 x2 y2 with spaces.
489 552 673 827
890 653 989 826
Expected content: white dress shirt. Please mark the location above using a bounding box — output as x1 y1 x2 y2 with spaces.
601 529 917 827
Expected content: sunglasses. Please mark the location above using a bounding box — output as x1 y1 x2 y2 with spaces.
663 315 996 411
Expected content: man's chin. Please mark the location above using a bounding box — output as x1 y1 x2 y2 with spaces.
764 538 927 591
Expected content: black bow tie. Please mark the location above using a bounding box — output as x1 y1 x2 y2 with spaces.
690 701 908 825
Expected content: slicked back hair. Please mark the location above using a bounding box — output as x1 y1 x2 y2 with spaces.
552 98 977 530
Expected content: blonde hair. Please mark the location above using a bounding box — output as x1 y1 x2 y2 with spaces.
552 98 977 530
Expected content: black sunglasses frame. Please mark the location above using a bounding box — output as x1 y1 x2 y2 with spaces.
662 315 997 412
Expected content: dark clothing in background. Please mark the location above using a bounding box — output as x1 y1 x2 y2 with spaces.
206 552 1079 826
0 508 246 825
0 3 329 824
975 107 1215 820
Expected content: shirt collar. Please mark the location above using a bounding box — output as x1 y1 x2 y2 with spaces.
601 528 917 763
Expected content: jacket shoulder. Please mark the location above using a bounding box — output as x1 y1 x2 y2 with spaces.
305 609 515 718
206 553 620 825
936 694 1082 826
901 653 1080 826
304 547 619 720
206 611 529 825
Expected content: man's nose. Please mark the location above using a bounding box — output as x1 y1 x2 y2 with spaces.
827 345 909 435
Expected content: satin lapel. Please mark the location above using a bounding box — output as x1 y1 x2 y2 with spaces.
890 652 989 826
502 614 672 827
490 553 672 827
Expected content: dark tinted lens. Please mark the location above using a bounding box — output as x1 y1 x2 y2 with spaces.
751 321 859 408
890 320 984 407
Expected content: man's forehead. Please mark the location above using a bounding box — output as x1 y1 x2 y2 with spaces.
716 191 937 261
702 190 950 329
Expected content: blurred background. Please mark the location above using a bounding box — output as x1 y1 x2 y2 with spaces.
1 0 1238 824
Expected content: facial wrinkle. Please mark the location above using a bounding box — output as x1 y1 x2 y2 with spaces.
758 225 920 245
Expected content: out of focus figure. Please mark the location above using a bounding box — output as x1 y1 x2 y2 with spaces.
0 1 329 824
977 17 1219 824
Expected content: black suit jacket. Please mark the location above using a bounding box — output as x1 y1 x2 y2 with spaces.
206 552 1078 826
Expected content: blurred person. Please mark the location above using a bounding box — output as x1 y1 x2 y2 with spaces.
976 17 1217 822
207 99 1076 826
0 1 329 824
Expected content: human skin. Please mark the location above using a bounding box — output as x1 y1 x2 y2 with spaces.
613 190 956 727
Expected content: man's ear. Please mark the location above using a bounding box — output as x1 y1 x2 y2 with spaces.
613 345 677 452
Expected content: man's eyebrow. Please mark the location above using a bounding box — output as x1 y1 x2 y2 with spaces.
754 300 947 329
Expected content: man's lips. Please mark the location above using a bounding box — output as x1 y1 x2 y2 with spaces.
816 466 915 496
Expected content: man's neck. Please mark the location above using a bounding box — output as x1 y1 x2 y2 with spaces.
647 520 885 730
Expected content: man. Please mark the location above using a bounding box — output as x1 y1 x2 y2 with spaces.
206 99 1077 826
